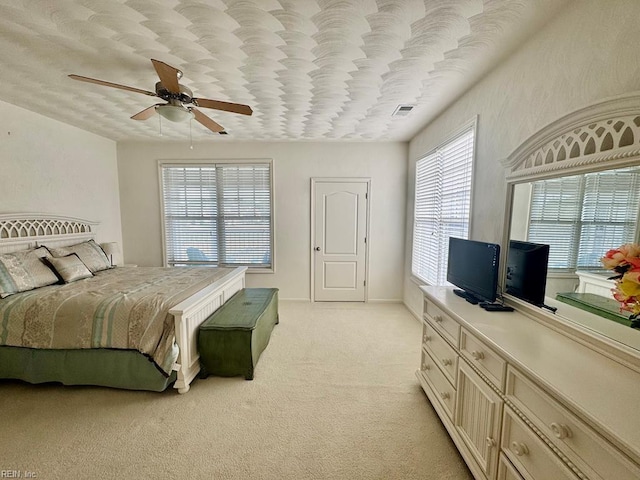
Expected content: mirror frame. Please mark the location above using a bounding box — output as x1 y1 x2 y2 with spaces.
500 93 640 369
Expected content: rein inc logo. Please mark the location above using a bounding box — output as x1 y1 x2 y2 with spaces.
1 471 37 478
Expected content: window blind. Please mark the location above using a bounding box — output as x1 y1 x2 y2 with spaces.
161 162 273 269
528 167 640 271
412 126 475 285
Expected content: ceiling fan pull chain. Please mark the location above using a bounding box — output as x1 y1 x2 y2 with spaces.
158 113 162 136
189 117 193 150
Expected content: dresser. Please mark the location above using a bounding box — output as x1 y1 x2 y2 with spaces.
417 286 640 480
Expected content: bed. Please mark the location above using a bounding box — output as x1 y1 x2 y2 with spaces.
0 214 246 393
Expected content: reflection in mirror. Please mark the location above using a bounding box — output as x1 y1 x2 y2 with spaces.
509 165 640 349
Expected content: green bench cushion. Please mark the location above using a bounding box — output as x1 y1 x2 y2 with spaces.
198 288 278 380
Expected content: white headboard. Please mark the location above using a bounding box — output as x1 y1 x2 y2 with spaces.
0 214 97 254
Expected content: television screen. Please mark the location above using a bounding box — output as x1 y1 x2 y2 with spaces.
447 237 500 303
505 240 550 306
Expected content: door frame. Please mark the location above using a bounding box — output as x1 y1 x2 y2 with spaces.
310 177 371 302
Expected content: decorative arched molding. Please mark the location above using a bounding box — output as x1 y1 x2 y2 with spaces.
0 214 98 253
502 93 640 181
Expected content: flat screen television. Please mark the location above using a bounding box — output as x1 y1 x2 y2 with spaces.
447 237 500 304
505 240 550 306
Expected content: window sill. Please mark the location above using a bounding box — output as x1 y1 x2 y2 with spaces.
410 274 431 287
246 267 274 274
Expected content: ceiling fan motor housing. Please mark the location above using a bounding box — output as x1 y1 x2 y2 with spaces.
155 82 193 104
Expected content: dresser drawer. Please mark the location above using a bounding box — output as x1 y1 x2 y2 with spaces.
460 328 505 391
424 300 460 346
420 348 456 420
502 407 579 480
422 321 458 384
506 367 640 480
497 453 524 480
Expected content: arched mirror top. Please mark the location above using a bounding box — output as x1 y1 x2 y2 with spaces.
501 93 640 369
502 93 640 182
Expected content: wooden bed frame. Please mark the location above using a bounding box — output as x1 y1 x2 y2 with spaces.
0 213 246 393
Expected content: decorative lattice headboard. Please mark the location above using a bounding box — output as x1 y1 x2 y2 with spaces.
0 214 97 254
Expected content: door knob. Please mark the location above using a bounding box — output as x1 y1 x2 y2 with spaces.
314 247 321 251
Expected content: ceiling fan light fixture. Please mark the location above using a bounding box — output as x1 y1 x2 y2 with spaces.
155 104 193 123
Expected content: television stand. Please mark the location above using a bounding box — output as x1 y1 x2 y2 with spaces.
453 289 479 305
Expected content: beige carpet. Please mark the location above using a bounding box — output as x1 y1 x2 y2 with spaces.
0 301 472 480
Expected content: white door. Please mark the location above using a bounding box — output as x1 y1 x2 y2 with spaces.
312 179 369 301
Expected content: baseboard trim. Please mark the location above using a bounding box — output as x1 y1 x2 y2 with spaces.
280 298 404 303
405 301 422 321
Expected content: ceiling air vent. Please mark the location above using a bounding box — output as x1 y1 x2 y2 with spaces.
392 104 415 117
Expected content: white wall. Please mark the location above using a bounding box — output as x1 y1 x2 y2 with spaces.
117 141 407 301
0 100 121 244
404 0 640 316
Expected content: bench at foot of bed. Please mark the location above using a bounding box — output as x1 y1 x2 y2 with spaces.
197 288 278 380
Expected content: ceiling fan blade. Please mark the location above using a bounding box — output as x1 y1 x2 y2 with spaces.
151 59 181 94
131 105 160 120
192 108 225 134
68 74 157 97
192 98 253 116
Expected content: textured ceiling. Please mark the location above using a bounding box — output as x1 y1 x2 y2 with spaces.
0 0 569 142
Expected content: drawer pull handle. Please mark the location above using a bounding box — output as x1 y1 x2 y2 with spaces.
511 441 529 456
433 315 443 323
439 392 450 400
423 335 431 342
422 363 430 371
441 358 452 367
550 422 572 439
485 437 496 448
471 350 485 361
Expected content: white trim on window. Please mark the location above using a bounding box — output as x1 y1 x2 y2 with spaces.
158 159 275 273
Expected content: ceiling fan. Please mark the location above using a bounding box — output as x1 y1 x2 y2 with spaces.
69 59 253 134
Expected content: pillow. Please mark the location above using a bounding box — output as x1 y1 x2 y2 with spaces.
44 253 93 283
0 247 59 298
47 239 112 273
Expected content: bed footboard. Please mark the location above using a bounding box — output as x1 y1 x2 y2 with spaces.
168 267 246 393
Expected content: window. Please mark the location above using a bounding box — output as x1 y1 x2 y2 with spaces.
160 161 273 270
528 167 640 271
412 123 475 285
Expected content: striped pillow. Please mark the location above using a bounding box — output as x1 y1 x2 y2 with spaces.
0 247 59 298
47 239 112 273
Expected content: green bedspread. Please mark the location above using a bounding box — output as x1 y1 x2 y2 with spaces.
0 266 233 375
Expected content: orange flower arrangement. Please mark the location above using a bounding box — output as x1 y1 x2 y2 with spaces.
601 244 640 328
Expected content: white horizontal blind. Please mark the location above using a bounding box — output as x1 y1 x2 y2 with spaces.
161 162 272 268
528 167 640 271
413 151 440 284
412 126 474 285
528 176 582 270
579 168 640 267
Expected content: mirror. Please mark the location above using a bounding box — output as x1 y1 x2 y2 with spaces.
507 168 640 351
501 94 640 352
